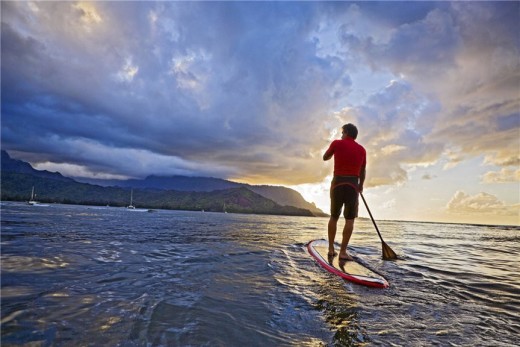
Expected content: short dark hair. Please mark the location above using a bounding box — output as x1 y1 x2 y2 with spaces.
342 123 358 139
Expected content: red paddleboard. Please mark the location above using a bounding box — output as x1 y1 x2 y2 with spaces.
307 239 389 288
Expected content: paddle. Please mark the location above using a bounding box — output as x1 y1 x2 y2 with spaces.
360 193 398 260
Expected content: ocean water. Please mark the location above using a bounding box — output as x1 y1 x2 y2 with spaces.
1 202 519 346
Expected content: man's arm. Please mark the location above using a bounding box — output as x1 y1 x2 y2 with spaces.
323 142 334 161
323 150 333 161
359 166 366 193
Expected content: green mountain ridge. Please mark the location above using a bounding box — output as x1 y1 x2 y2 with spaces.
1 172 314 216
0 151 325 217
75 175 326 216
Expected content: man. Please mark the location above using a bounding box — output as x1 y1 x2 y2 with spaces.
323 123 366 260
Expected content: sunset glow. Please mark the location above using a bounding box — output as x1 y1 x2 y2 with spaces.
2 1 518 225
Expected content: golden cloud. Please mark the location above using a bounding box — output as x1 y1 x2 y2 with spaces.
74 2 102 27
446 191 519 216
482 168 520 183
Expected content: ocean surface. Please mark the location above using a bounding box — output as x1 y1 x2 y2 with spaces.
1 202 519 346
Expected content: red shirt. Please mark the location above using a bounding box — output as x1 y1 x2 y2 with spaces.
324 138 366 176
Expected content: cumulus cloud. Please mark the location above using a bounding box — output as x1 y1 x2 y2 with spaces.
1 1 518 191
422 174 434 180
446 191 519 217
2 1 342 183
336 2 519 174
333 79 444 187
420 3 519 171
482 168 520 184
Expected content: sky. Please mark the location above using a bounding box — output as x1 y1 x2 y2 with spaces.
1 1 519 226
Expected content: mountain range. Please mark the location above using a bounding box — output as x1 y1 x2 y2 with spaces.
1 150 327 217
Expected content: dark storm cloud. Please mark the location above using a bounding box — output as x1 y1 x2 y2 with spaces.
1 1 518 187
1 1 346 183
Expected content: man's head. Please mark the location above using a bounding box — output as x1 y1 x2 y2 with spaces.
342 123 358 139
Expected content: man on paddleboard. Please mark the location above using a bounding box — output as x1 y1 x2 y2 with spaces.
323 123 366 261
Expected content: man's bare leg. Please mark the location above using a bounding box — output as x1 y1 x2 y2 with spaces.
327 216 339 256
339 219 354 260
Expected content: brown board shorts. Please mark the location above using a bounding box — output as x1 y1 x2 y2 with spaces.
330 176 359 219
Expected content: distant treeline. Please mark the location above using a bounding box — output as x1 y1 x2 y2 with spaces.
1 172 314 216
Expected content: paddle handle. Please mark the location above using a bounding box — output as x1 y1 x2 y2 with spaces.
360 193 384 242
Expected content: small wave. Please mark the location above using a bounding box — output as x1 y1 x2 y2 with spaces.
95 249 122 263
2 203 519 346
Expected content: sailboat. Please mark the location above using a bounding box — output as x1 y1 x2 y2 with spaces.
127 189 135 209
27 186 39 205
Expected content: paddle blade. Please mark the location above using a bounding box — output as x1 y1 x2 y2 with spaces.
382 241 398 260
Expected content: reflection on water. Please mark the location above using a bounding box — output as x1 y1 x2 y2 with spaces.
1 202 519 346
1 255 70 273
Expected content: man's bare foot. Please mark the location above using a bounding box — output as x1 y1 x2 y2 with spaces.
338 253 354 261
328 250 338 257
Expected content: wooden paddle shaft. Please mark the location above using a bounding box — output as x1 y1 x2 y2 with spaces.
360 193 384 242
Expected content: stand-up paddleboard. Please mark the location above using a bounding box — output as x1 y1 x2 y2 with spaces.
307 239 389 288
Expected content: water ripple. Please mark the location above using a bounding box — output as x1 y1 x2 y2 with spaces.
1 202 519 346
